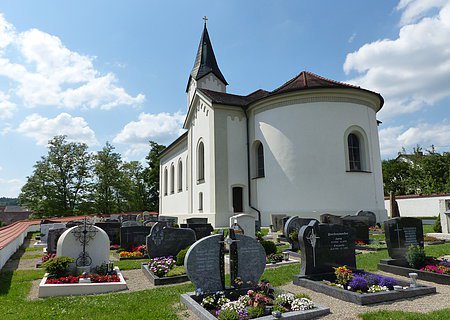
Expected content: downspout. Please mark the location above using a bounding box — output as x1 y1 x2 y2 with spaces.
243 107 262 223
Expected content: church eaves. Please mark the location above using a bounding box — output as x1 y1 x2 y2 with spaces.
186 23 228 92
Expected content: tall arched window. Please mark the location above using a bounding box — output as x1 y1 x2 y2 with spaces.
170 163 175 194
348 133 361 171
178 159 183 192
256 142 265 178
163 168 168 196
197 141 205 183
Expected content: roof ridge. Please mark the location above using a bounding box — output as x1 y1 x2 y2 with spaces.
272 70 305 92
304 71 360 89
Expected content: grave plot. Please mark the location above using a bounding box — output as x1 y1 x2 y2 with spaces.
38 219 127 297
140 222 195 285
181 230 330 319
378 217 450 285
292 220 435 305
283 216 318 257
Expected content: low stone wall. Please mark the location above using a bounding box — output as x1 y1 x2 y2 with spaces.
0 224 39 270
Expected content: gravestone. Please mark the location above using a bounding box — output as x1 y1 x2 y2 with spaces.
158 216 178 226
186 217 208 224
384 217 424 260
95 222 121 245
120 226 152 251
283 216 317 251
40 223 66 243
319 213 343 225
66 221 83 228
121 220 142 227
230 214 256 238
270 214 287 232
146 223 196 258
57 223 110 270
185 234 225 293
356 210 377 227
281 217 291 237
299 220 356 276
180 223 213 239
342 215 370 243
46 227 67 253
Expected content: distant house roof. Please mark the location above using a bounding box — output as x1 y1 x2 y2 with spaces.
4 206 29 213
186 24 228 92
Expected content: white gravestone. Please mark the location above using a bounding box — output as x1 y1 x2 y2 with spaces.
57 225 110 271
40 223 66 243
230 214 256 238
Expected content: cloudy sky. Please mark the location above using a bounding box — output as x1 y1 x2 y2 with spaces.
0 0 449 197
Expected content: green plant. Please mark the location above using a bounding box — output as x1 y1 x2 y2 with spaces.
247 306 265 318
406 245 426 269
289 230 299 242
255 231 264 241
267 253 284 263
217 309 239 320
260 240 277 255
166 266 186 277
272 305 287 313
434 215 442 233
294 292 311 300
176 246 190 266
42 256 74 277
334 265 353 285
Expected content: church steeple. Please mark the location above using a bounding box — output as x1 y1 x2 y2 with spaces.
186 18 228 94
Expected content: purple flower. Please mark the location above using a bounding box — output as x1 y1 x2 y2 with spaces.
378 276 397 290
348 275 368 291
364 273 382 286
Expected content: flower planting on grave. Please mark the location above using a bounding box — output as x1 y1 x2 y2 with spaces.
118 244 147 259
41 252 56 263
198 280 315 319
148 256 177 277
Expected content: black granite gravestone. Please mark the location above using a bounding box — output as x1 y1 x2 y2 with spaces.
95 222 121 245
180 223 213 239
281 217 291 236
186 218 208 224
384 217 424 260
46 227 67 253
120 226 152 251
283 216 317 251
319 213 343 224
299 220 356 276
66 221 83 228
147 224 196 258
121 220 142 227
356 210 377 227
158 216 178 226
342 216 370 243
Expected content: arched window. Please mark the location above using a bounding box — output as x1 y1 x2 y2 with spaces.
197 141 205 183
163 168 168 196
170 163 175 194
256 142 265 178
198 192 203 211
348 133 361 171
178 159 183 192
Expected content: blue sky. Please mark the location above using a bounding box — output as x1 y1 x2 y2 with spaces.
0 0 450 197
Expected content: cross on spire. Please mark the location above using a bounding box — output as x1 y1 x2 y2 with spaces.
203 16 208 26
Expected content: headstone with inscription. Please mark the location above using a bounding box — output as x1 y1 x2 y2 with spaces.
47 227 67 253
147 223 196 258
158 216 178 226
356 210 377 227
271 214 287 232
342 215 370 243
180 223 213 240
384 217 424 260
185 234 226 293
186 217 208 224
283 216 318 251
120 226 152 251
299 220 356 276
95 221 121 245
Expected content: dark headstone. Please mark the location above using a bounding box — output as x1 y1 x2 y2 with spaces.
185 234 225 293
319 213 343 225
384 217 424 260
356 210 377 227
121 220 141 227
233 233 266 286
271 214 287 232
46 227 67 253
283 216 318 251
158 216 178 226
299 220 356 276
120 226 152 251
180 223 213 240
95 222 121 245
186 218 208 224
281 217 291 236
342 215 370 243
147 225 196 258
66 221 83 228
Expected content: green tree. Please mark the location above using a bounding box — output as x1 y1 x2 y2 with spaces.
382 159 411 195
144 141 166 212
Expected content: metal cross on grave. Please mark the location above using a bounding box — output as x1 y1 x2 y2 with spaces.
306 228 320 267
72 217 98 267
394 223 402 248
220 230 240 287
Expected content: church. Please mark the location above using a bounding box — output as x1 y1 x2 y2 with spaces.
159 22 388 228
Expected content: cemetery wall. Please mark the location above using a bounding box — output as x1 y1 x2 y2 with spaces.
0 223 39 270
384 194 450 218
249 96 386 227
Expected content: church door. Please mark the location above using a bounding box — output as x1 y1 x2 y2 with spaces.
232 187 243 213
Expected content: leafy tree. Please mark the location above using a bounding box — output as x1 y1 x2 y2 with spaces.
144 141 166 212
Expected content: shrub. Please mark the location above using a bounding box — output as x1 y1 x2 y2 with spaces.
43 256 74 277
217 309 239 320
166 266 186 277
267 253 284 263
176 246 190 266
406 245 426 269
260 240 277 256
247 306 265 318
289 230 299 243
434 215 442 233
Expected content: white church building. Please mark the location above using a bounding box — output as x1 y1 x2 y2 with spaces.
159 22 388 227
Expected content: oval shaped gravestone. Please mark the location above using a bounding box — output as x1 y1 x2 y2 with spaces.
147 222 196 258
185 234 225 293
234 234 266 286
283 216 317 251
356 210 377 227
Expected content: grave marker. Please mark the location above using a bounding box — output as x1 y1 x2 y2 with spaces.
95 222 121 245
120 226 152 251
146 223 196 258
283 216 317 251
46 227 67 254
384 217 424 260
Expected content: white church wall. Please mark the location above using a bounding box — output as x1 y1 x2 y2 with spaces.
160 137 188 216
188 74 226 107
249 95 387 226
383 194 450 218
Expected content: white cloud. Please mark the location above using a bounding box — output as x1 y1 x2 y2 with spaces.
0 178 22 197
0 91 16 119
397 0 448 25
379 122 450 158
113 112 186 157
0 14 144 110
16 112 98 146
344 1 450 119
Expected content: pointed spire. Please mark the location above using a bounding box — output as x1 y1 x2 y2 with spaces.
186 19 228 92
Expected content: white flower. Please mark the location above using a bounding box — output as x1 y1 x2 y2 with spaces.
291 298 315 311
367 285 389 293
275 293 295 306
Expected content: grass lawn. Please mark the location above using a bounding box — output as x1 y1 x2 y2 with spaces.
25 247 43 252
360 309 450 320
